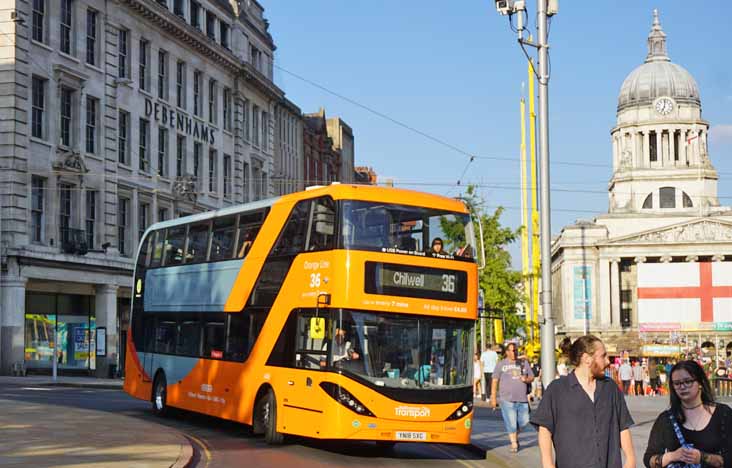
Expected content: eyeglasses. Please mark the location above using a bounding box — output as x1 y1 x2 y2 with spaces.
671 379 697 389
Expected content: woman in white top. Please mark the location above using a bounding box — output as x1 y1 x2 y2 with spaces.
473 352 483 399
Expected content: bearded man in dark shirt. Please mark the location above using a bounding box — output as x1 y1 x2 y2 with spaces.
530 335 636 468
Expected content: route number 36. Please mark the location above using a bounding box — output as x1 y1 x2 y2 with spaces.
441 274 455 293
309 273 322 288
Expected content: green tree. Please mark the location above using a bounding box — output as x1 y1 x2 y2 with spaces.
443 186 525 340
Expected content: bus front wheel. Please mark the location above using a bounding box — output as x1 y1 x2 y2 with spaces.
152 373 168 416
259 389 284 445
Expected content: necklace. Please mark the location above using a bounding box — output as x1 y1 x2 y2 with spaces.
682 401 703 410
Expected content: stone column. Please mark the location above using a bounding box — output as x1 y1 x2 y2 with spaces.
610 259 621 328
0 272 28 374
47 176 59 248
632 131 639 167
94 283 118 378
643 131 650 167
654 130 662 165
669 130 676 166
599 259 611 329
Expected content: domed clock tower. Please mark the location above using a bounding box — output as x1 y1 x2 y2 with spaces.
550 11 732 360
609 9 719 214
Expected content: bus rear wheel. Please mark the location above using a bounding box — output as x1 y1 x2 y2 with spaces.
152 373 168 417
259 389 284 445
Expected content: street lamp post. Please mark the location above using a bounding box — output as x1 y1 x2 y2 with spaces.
494 0 557 386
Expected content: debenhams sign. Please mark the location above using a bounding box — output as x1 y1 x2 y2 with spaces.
145 98 216 145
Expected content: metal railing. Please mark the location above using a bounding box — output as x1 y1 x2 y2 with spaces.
713 377 732 398
60 227 88 255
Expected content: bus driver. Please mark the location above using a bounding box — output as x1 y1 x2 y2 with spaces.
321 328 360 366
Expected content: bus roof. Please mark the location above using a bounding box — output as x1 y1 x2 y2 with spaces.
281 184 470 213
141 184 469 239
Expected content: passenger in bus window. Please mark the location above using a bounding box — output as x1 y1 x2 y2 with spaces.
428 237 443 255
455 244 473 258
237 231 254 258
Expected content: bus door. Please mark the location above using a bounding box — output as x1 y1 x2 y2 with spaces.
279 311 327 434
141 314 156 382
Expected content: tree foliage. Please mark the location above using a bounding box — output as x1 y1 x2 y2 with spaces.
445 186 525 340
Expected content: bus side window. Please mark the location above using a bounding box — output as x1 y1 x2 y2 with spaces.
236 211 264 258
163 226 186 266
176 316 201 357
136 233 152 271
224 312 248 361
155 319 177 354
306 197 335 251
202 318 225 359
272 201 310 256
185 221 210 264
210 216 237 261
149 230 164 268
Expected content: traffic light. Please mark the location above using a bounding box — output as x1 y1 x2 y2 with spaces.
494 319 504 344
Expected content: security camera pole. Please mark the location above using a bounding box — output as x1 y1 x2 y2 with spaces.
495 0 557 386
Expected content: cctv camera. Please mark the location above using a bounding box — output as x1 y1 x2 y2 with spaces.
495 0 515 15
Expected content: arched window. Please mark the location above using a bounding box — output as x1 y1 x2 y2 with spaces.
682 191 693 208
659 187 676 208
642 193 653 209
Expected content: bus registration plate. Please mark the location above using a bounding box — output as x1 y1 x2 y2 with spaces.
395 431 427 441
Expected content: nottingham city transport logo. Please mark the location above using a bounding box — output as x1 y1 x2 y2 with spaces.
395 406 431 418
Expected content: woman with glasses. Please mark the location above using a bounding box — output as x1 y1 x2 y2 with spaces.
644 360 732 467
489 342 534 453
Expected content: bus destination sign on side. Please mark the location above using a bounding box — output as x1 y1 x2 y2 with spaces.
365 262 467 302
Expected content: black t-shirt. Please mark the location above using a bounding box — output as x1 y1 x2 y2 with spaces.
682 406 723 453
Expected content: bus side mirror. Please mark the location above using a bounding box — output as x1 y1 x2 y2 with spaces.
309 317 325 340
474 213 486 271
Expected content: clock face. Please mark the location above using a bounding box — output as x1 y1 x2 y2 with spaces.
655 98 674 115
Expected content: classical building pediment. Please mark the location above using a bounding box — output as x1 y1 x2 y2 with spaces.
606 218 732 244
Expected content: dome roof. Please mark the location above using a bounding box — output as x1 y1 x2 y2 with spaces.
617 10 700 112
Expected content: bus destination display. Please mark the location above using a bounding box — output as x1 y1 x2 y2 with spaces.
365 262 467 302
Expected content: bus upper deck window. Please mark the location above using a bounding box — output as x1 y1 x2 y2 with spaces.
210 216 237 261
186 222 210 263
149 230 164 267
163 226 186 266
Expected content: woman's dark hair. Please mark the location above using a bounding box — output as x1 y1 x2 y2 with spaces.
669 360 715 423
559 336 572 357
568 335 602 367
503 342 517 358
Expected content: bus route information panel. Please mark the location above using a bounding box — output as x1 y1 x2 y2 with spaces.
364 262 467 302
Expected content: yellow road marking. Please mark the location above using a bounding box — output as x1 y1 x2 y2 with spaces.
186 433 211 468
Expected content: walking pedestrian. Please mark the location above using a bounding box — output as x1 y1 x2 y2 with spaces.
480 344 498 401
619 359 632 395
632 360 644 396
643 360 732 467
473 352 483 399
489 342 534 453
649 359 659 394
531 335 636 468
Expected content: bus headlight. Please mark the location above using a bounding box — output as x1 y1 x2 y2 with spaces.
320 382 375 417
445 400 473 420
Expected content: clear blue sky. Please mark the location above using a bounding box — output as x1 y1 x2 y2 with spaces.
265 1 732 264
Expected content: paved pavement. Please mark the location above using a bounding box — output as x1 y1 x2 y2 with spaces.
0 376 191 468
470 395 732 467
1 375 730 467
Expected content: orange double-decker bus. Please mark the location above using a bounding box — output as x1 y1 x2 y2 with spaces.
125 184 480 446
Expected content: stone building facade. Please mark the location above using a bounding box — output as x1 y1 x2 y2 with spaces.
551 11 732 362
0 0 289 376
273 97 303 195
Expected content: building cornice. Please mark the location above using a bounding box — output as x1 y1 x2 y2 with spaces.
119 0 283 101
610 119 710 134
